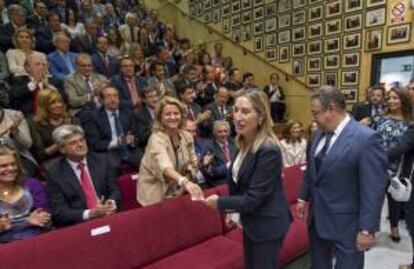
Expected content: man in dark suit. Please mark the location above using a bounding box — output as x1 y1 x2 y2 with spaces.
194 65 218 108
0 4 27 52
27 1 49 29
297 86 387 269
46 124 120 227
35 12 62 53
136 86 159 148
72 19 97 54
223 68 243 93
83 85 143 168
92 36 119 78
351 86 385 127
110 56 147 113
156 46 178 78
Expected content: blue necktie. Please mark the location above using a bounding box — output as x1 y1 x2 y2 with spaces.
315 132 333 173
112 112 128 160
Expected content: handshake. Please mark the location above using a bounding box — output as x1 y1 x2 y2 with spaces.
184 182 219 209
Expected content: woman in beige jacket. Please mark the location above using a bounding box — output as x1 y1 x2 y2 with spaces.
137 96 204 206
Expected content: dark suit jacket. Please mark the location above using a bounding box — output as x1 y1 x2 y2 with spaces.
35 25 55 53
0 23 15 52
351 101 372 121
73 35 97 54
135 106 154 148
46 153 121 227
388 122 414 177
202 102 234 138
299 119 387 240
9 75 35 113
194 81 217 108
92 53 119 78
218 143 292 242
110 74 147 111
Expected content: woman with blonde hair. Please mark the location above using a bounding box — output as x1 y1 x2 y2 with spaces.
29 89 78 163
6 28 46 77
279 120 307 167
204 89 291 269
128 42 148 76
137 96 204 206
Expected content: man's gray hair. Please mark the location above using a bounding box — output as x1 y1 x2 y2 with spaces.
311 86 346 111
8 4 26 16
213 120 230 134
52 31 69 45
52 125 85 145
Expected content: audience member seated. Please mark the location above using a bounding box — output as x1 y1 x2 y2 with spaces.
72 18 97 54
204 86 234 138
110 56 147 113
147 61 175 97
351 85 385 127
211 42 224 67
137 27 157 58
0 146 51 243
0 5 28 53
194 65 218 108
119 12 140 45
177 82 211 128
29 89 78 163
263 72 286 122
242 72 256 90
202 120 237 186
49 0 66 22
223 67 243 94
27 1 49 30
6 28 45 77
103 3 122 32
83 84 143 169
128 42 149 77
47 31 77 91
61 8 85 39
46 124 120 227
137 96 203 206
77 0 95 23
136 86 159 148
94 13 105 36
156 45 178 78
106 27 126 58
35 13 63 54
0 107 37 176
9 53 56 115
64 53 107 115
0 51 10 84
0 1 8 25
279 120 307 168
92 36 119 78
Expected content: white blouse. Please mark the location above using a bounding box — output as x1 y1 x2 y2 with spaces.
279 138 307 167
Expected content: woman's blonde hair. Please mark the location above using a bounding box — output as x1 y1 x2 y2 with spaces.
282 120 304 144
152 96 187 133
35 89 69 123
235 89 278 153
12 27 34 49
0 146 26 186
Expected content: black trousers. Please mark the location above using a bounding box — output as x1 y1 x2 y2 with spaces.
387 192 404 228
243 231 284 269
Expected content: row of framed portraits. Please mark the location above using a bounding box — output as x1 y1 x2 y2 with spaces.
292 66 360 89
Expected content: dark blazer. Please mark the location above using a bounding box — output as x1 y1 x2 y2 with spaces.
34 25 55 53
135 106 154 148
351 101 372 121
218 142 292 242
299 119 387 240
263 85 285 101
110 74 147 111
9 76 46 114
46 152 121 227
202 102 234 138
72 35 97 54
91 53 119 78
0 23 15 52
194 81 217 108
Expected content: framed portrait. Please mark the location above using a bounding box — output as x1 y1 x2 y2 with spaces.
265 18 277 32
293 0 306 9
231 14 241 27
343 33 361 50
204 11 212 23
324 55 340 69
308 23 323 39
204 0 212 10
232 1 241 13
309 0 323 5
292 43 305 57
279 46 290 63
189 4 197 17
242 0 251 10
325 37 341 53
279 0 292 13
342 88 358 103
366 28 382 52
212 9 221 22
326 1 341 18
265 3 277 17
253 21 264 36
344 0 362 13
292 27 306 42
325 19 341 36
212 0 220 7
265 33 277 48
292 58 304 76
253 0 264 7
308 40 322 55
292 11 306 26
254 36 264 52
366 8 386 28
231 27 241 43
344 14 362 32
278 14 291 29
367 0 386 8
253 7 264 21
308 57 322 72
307 74 321 88
309 6 323 22
222 4 231 18
387 23 411 45
325 72 338 87
341 70 359 86
222 18 231 33
342 52 360 68
265 49 277 61
241 25 252 41
196 2 203 16
278 30 291 44
242 11 252 24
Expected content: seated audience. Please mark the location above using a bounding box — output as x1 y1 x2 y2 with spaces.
279 120 307 167
103 3 122 32
156 46 178 78
29 89 78 163
211 42 223 67
92 36 119 78
263 73 286 122
72 19 97 54
177 82 211 127
137 27 157 58
83 84 143 168
106 27 126 58
0 5 28 53
147 61 175 97
128 43 149 77
27 1 48 30
35 13 63 54
136 86 159 148
223 67 243 93
0 146 51 243
194 65 218 108
352 85 385 127
61 8 85 39
204 86 234 138
137 96 203 206
119 12 139 45
46 124 120 227
242 72 256 90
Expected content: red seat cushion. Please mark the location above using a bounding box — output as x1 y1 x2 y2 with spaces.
143 236 244 269
225 228 243 243
282 165 305 204
117 173 141 210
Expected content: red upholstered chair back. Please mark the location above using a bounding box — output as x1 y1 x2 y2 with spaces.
282 164 305 204
117 173 141 210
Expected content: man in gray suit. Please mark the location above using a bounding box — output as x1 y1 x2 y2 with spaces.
146 61 175 97
64 53 107 115
297 86 387 269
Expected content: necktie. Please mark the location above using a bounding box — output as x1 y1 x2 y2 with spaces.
223 142 231 163
32 85 40 113
127 79 140 107
85 77 92 93
187 107 195 120
112 112 129 160
77 161 98 209
159 81 166 96
221 106 226 118
315 132 334 173
130 26 135 42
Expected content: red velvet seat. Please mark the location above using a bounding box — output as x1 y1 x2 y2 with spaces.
117 173 141 210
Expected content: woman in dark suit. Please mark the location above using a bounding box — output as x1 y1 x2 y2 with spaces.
204 89 292 269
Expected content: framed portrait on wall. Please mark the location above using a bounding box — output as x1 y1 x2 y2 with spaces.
292 11 306 26
222 18 231 33
254 36 264 52
309 6 323 22
344 0 362 13
308 40 322 55
324 54 340 69
326 1 341 18
204 11 212 23
222 4 231 18
253 7 264 21
341 70 359 86
343 33 361 50
279 14 291 29
342 52 360 68
278 30 291 44
232 1 241 13
308 57 322 72
253 21 264 35
325 72 338 87
325 19 341 36
342 88 358 103
292 27 306 42
293 58 304 76
308 23 323 39
231 27 241 43
366 28 382 51
231 14 241 26
196 2 203 16
253 0 264 7
265 49 277 61
344 14 362 32
279 46 290 63
292 43 305 57
242 11 252 24
325 37 341 53
307 73 321 88
367 0 386 8
241 25 252 41
204 0 212 10
309 0 323 5
212 9 221 22
265 3 277 18
265 33 277 48
242 0 252 10
212 0 220 7
387 23 411 45
293 0 306 9
279 0 292 13
265 18 277 32
366 8 386 28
